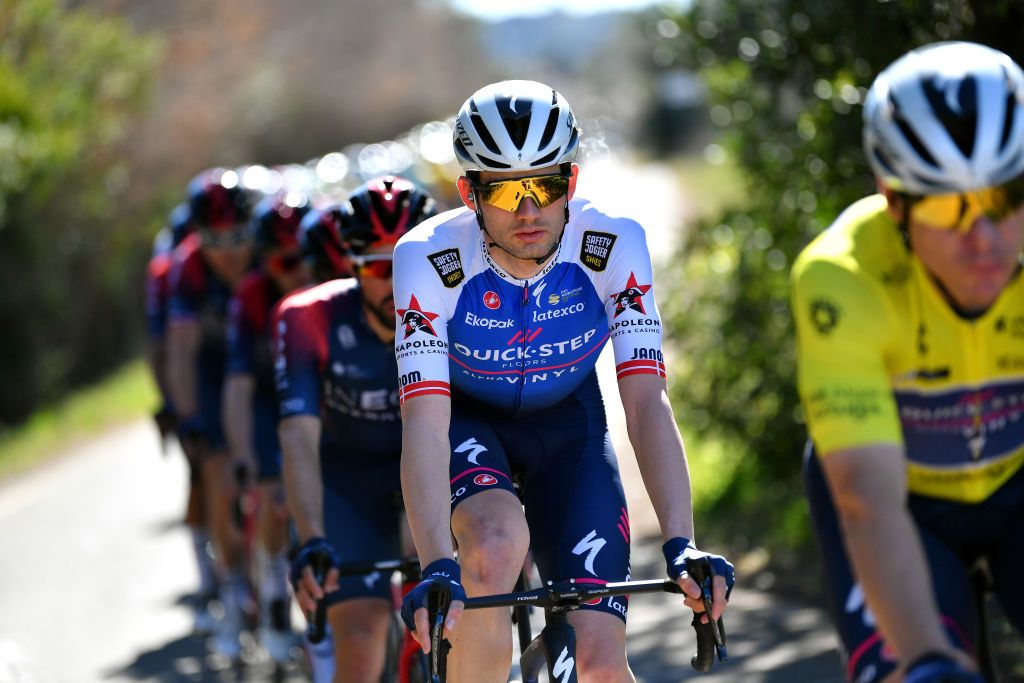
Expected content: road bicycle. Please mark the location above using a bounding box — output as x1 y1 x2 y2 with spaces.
423 555 727 683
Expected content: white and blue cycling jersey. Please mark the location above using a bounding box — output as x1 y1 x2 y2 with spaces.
392 196 666 415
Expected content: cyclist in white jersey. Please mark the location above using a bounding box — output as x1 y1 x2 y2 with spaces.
394 80 734 682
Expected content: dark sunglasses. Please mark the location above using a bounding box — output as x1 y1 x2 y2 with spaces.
200 226 251 248
470 171 571 212
906 175 1024 232
350 253 393 279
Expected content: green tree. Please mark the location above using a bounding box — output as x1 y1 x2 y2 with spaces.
654 1 1024 545
0 0 160 426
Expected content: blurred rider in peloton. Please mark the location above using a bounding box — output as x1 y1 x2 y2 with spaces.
278 176 436 683
223 191 312 664
166 167 258 659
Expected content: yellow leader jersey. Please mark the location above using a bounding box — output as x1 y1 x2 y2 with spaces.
792 194 1024 503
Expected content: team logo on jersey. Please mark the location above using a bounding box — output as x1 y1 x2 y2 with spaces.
428 248 465 288
609 272 651 317
809 298 839 335
483 290 501 309
397 294 440 339
580 230 617 271
474 473 498 486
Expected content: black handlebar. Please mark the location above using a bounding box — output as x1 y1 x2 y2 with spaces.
685 555 728 671
305 553 331 644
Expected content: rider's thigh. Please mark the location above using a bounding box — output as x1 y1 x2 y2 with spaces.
451 488 529 590
568 610 631 681
987 477 1024 632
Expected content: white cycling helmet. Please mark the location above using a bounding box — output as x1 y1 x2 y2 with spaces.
453 80 580 172
863 41 1024 195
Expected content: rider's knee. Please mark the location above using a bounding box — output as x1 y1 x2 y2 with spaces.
455 516 528 589
574 641 629 682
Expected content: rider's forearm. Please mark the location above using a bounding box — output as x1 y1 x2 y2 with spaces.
400 398 455 565
223 374 255 464
280 416 326 542
838 498 952 663
167 322 200 418
621 378 695 542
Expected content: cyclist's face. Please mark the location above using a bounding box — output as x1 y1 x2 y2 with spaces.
909 207 1024 313
201 231 253 286
458 164 578 266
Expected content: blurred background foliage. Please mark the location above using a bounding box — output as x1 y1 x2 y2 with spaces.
651 0 1024 566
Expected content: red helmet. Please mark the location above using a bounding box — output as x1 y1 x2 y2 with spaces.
251 193 311 252
187 167 255 231
298 204 351 281
339 176 436 254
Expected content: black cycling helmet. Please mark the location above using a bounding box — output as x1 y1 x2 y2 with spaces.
339 176 436 254
298 204 351 281
187 167 255 230
251 193 311 253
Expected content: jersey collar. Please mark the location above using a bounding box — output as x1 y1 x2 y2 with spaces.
480 235 561 286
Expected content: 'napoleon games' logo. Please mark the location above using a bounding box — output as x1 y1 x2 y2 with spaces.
609 272 651 318
397 294 440 339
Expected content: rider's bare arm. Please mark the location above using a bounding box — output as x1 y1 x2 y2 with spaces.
223 373 256 473
400 394 456 565
279 414 325 541
820 444 972 669
166 318 201 418
618 373 694 542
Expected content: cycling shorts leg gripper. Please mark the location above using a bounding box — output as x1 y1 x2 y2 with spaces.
321 452 402 606
803 446 978 683
447 409 517 510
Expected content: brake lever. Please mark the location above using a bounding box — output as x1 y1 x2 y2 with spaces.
685 555 728 665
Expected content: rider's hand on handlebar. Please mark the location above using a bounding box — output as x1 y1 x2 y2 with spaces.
400 558 467 653
903 652 983 683
663 537 735 622
289 537 341 613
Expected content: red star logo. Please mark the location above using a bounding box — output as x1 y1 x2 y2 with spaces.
609 272 652 317
397 294 440 338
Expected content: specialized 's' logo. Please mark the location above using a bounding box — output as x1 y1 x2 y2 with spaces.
572 530 607 576
454 437 488 465
483 290 501 309
552 646 575 682
397 295 440 339
609 272 651 317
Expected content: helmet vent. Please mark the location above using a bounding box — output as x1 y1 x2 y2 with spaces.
893 112 938 170
476 154 511 169
531 148 560 166
538 108 559 150
1000 89 1017 154
471 113 502 155
922 75 978 160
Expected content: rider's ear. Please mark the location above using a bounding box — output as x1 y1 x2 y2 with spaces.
457 177 476 210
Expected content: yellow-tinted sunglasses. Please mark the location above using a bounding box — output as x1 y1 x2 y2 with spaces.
909 176 1024 232
471 172 571 213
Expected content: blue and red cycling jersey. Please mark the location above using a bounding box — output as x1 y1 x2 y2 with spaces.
227 270 282 392
272 279 401 461
168 234 238 358
391 197 666 415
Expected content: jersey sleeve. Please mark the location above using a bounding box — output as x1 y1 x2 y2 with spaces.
791 256 902 454
272 298 327 419
593 220 667 381
391 237 453 403
168 250 203 321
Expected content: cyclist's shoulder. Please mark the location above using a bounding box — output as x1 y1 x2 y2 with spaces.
146 251 173 280
792 194 904 293
275 278 358 319
395 206 475 254
562 197 649 270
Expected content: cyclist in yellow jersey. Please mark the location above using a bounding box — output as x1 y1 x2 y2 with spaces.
793 42 1024 683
